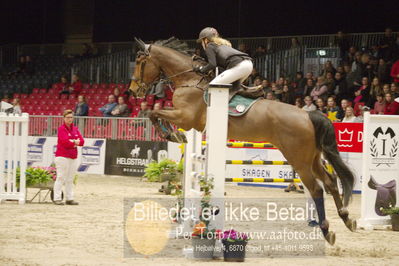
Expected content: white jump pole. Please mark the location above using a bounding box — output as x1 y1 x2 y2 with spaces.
204 84 230 231
0 112 29 204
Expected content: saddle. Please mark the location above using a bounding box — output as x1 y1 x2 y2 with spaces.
230 81 265 100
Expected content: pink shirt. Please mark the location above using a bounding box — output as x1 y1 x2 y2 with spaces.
55 123 84 159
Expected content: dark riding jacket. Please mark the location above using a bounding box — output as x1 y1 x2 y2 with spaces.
200 43 251 73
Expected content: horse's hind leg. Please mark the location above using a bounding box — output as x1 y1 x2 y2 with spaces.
314 159 357 232
296 166 336 245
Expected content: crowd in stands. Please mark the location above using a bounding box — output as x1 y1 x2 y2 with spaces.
1 28 399 120
245 28 399 120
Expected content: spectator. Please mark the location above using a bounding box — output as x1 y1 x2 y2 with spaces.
302 96 316 112
53 109 84 205
321 61 336 77
245 68 260 86
67 74 82 96
59 76 71 97
353 77 370 105
351 51 362 73
11 98 22 115
253 77 263 87
113 88 121 99
336 66 345 77
391 82 399 98
345 46 358 65
310 77 328 101
378 58 390 84
291 37 300 49
281 85 295 105
265 92 276 101
326 97 340 121
238 43 251 57
137 101 151 118
99 95 117 117
148 80 166 99
379 27 396 62
383 93 399 115
253 45 267 58
303 79 314 96
305 72 315 81
368 77 383 107
324 72 335 95
294 98 303 108
334 72 351 103
342 107 357 122
391 58 399 83
74 95 89 116
261 79 271 94
111 96 130 117
355 106 366 122
382 83 391 95
373 94 386 114
334 31 350 60
337 99 350 120
82 43 94 58
294 71 307 96
271 83 283 100
153 102 162 111
315 98 327 114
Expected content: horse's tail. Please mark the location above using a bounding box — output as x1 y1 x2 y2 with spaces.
308 111 354 206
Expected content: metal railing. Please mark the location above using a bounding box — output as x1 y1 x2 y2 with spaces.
1 31 396 66
71 49 134 84
29 116 164 141
254 47 305 81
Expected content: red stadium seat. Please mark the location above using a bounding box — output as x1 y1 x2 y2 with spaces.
69 94 76 100
99 84 108 89
60 94 68 100
39 88 47 94
136 98 144 106
146 95 155 105
21 94 28 99
32 88 40 94
164 100 173 108
83 83 91 90
13 93 20 99
92 84 99 90
164 87 174 100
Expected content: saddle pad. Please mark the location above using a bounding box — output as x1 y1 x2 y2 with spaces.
204 90 261 117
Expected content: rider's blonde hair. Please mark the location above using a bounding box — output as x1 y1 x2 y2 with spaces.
209 36 232 47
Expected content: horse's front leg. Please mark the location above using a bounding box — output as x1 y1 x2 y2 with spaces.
150 109 188 143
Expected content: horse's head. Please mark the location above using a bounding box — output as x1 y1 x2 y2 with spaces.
129 38 161 97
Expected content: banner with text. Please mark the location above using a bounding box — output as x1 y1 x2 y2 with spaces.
105 140 168 176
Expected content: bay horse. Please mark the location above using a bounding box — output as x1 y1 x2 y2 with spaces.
129 37 356 245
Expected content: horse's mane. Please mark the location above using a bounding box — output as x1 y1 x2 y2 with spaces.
153 37 194 56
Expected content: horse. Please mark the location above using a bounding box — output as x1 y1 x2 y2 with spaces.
129 37 357 245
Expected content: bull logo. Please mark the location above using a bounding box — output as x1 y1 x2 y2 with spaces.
368 176 396 216
370 127 398 167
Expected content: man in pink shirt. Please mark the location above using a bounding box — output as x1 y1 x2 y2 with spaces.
53 109 84 205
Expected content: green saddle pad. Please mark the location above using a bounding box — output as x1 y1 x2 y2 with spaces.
204 90 261 117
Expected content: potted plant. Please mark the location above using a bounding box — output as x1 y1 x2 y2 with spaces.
190 176 220 259
382 207 399 231
144 158 183 195
144 159 179 182
16 166 56 188
221 229 249 262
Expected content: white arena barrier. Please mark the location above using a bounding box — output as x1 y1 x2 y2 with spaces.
0 112 29 204
359 112 399 229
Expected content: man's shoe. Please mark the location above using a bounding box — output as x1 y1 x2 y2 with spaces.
66 200 79 205
53 200 64 205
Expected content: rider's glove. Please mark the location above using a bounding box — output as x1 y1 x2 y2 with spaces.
193 65 204 73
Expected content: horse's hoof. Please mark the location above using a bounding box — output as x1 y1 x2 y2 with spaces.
345 219 357 232
325 231 336 246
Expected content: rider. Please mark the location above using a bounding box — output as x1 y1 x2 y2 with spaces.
193 27 254 89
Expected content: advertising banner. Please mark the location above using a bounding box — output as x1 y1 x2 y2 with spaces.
105 140 168 176
359 113 399 228
27 137 106 174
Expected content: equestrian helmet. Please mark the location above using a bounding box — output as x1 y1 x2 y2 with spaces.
197 27 219 43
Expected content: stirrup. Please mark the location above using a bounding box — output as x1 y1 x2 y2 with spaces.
240 84 263 92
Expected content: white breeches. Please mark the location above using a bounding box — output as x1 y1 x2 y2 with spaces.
210 59 253 85
54 157 77 201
